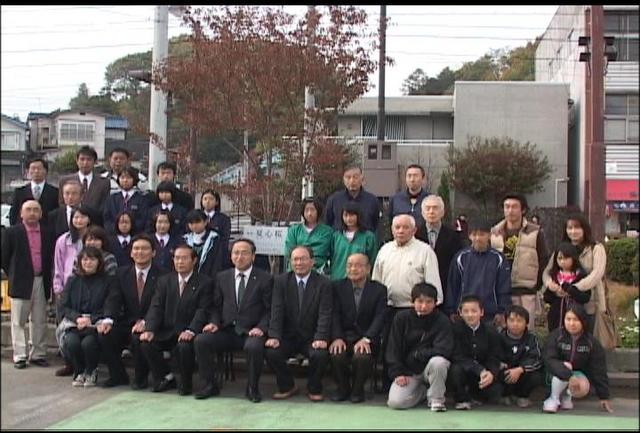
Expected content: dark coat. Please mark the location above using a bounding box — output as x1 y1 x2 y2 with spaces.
60 273 113 324
1 223 54 300
330 278 387 344
268 271 333 342
451 319 503 377
416 223 464 295
209 267 273 335
103 190 149 235
47 206 72 240
9 182 59 225
324 188 380 233
144 272 213 341
58 172 111 216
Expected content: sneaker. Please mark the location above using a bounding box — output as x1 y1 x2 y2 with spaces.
72 374 85 387
84 370 98 387
455 401 472 410
516 397 531 408
542 397 559 413
500 396 513 406
560 394 573 410
430 401 447 412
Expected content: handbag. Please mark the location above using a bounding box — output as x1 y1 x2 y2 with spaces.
593 281 618 350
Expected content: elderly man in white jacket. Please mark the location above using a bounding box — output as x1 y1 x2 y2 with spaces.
372 213 442 391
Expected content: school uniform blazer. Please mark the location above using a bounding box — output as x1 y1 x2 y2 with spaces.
59 172 111 215
146 203 188 237
108 235 133 267
151 235 180 273
105 264 166 329
103 191 149 235
144 272 214 341
416 223 464 293
331 278 388 345
1 223 54 300
9 182 59 225
268 270 333 343
209 267 273 335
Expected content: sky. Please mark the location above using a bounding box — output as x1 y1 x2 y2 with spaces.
1 5 559 123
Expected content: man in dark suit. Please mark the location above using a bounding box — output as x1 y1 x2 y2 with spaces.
329 253 387 403
48 179 83 240
9 158 59 226
136 244 213 395
1 200 55 369
194 238 273 402
98 233 166 388
265 245 332 402
415 195 464 304
58 145 110 218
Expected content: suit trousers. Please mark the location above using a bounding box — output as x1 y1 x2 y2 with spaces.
449 362 502 404
387 356 450 409
137 334 195 386
265 337 329 395
97 326 132 380
194 329 266 391
330 345 374 396
10 276 47 362
498 369 544 398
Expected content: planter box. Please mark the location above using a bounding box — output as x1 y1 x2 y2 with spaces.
606 347 639 373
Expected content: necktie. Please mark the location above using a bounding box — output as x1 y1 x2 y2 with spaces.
179 278 186 296
123 193 130 210
159 238 165 248
237 273 246 306
428 230 437 249
82 177 88 193
137 271 145 301
297 280 305 311
122 240 128 249
33 185 41 200
353 286 362 314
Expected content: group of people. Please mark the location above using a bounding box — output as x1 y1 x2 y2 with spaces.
2 155 613 414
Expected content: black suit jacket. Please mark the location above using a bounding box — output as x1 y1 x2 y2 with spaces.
268 271 332 342
59 172 111 215
1 223 54 300
416 223 463 295
331 279 387 345
148 188 194 212
209 267 273 335
9 183 59 225
106 264 166 329
47 206 71 240
144 272 213 341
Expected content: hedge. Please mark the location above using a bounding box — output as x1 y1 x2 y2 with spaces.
605 237 639 285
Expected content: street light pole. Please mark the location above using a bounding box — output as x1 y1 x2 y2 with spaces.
302 5 315 200
148 5 169 191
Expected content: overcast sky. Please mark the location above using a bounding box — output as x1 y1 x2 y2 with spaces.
1 5 558 122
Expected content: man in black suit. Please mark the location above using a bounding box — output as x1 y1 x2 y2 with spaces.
1 200 55 369
329 253 387 403
415 195 464 304
194 238 273 402
136 244 213 395
9 157 59 226
48 179 83 240
98 233 166 388
58 145 110 218
265 245 332 402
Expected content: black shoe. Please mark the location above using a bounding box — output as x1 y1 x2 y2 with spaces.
246 386 262 403
131 379 149 390
14 360 27 369
152 377 176 393
55 363 74 377
29 358 49 367
330 391 350 402
178 382 192 396
195 383 220 400
350 393 365 403
102 376 130 388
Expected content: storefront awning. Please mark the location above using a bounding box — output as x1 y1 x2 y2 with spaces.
607 179 639 201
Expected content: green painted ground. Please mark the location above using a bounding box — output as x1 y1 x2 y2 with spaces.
49 392 638 430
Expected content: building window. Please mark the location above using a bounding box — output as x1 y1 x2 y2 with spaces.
605 94 640 143
368 144 377 160
381 144 392 160
605 11 640 61
362 116 406 140
59 121 95 142
1 132 20 151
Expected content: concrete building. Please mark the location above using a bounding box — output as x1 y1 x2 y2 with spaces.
536 5 639 234
1 114 30 202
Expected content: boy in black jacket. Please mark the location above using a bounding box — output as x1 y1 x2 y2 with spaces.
498 305 544 408
386 283 453 412
449 295 503 410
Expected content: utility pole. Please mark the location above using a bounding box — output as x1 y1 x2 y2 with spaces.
584 5 606 241
302 5 316 200
148 5 169 191
376 5 386 141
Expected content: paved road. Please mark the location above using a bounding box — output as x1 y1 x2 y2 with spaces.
1 353 638 430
